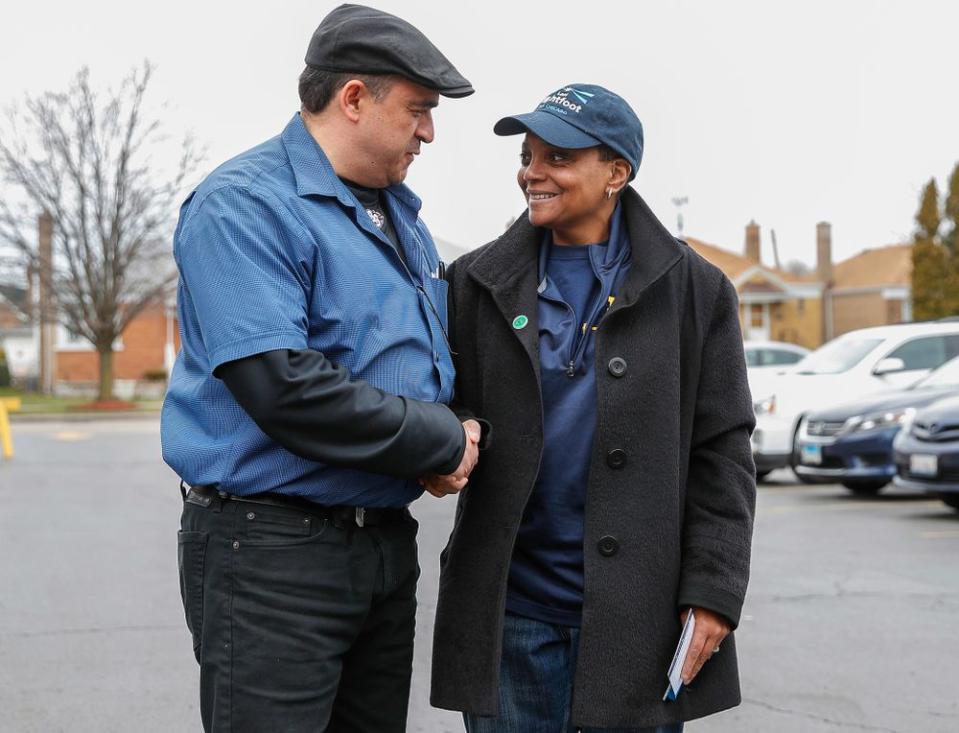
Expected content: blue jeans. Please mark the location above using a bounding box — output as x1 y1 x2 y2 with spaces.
464 612 683 733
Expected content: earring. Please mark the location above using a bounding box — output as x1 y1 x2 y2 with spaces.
605 187 613 200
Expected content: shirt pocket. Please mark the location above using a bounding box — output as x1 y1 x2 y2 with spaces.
423 276 450 333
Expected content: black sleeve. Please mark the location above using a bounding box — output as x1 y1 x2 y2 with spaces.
677 277 757 629
216 348 467 479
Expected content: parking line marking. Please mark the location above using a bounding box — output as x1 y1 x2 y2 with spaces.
52 431 92 442
764 500 939 515
919 529 959 539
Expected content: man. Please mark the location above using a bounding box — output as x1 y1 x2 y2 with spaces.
161 5 478 731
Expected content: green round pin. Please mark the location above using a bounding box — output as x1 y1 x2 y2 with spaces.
512 315 529 330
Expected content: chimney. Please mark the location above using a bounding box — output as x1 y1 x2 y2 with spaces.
816 222 833 284
744 220 761 263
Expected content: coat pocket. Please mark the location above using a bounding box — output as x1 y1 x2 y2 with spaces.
177 530 209 661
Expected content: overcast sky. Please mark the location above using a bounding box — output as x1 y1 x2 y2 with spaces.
3 0 958 268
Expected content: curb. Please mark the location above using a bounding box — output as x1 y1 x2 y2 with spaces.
10 410 161 423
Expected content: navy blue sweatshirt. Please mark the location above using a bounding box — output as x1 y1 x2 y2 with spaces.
506 205 632 626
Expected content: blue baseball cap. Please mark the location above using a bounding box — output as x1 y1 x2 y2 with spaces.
494 84 644 180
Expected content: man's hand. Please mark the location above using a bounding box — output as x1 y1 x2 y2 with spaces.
681 607 731 684
419 419 481 497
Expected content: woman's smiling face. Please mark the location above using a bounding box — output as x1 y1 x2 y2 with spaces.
516 133 621 245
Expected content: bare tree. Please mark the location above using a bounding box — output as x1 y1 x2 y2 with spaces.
784 259 812 277
0 62 200 401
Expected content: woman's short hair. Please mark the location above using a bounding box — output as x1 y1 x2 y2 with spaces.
598 145 632 191
597 145 623 163
298 66 395 113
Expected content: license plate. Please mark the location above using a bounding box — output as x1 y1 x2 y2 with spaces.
800 443 822 465
910 454 938 477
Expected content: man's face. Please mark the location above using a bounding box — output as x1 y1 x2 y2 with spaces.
355 78 439 187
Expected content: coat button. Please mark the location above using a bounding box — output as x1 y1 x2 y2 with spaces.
598 536 619 556
607 449 627 469
608 357 627 377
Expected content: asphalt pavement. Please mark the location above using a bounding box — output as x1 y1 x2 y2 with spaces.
1 419 957 732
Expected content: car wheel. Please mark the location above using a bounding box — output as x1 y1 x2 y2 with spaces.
841 480 888 495
940 494 959 511
756 470 771 482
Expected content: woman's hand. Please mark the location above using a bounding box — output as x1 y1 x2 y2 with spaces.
680 607 731 684
419 420 481 497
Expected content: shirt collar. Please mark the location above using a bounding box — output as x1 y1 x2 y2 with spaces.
537 202 631 290
281 113 422 213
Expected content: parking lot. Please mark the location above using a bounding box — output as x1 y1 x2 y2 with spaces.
1 418 958 732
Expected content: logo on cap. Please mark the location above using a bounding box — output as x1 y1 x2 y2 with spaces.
539 86 594 116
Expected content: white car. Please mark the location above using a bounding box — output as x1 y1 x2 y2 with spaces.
745 340 810 401
744 340 810 371
750 322 959 478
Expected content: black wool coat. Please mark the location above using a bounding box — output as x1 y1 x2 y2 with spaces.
429 188 757 728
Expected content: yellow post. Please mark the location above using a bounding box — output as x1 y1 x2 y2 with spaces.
0 397 20 460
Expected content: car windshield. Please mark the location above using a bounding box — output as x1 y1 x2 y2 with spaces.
794 337 883 375
745 347 805 367
914 355 959 389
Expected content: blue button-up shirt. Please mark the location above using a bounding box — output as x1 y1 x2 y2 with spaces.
161 114 454 507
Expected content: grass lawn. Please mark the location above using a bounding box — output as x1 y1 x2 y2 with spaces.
0 387 161 414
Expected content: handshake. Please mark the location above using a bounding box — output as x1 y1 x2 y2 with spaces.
419 419 482 498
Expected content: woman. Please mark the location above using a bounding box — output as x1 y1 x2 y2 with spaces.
428 84 756 732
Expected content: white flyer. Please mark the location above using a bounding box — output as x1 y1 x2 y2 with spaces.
663 609 696 701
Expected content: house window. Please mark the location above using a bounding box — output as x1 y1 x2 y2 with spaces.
750 304 764 328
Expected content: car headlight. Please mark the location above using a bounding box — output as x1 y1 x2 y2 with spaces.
753 395 776 416
845 407 915 434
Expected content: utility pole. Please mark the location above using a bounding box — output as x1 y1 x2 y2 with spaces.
37 211 56 395
770 229 782 270
671 196 689 236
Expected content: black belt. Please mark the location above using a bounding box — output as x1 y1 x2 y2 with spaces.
181 483 407 528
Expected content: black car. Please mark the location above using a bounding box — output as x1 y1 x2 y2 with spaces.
893 393 959 512
795 356 959 494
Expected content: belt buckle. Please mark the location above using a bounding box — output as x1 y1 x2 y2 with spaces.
355 507 365 528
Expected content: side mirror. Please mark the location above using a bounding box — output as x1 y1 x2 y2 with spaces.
873 357 905 376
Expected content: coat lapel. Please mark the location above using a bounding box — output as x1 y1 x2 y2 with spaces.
608 188 685 314
463 189 685 374
465 216 542 381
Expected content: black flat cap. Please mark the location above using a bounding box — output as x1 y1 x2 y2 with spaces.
305 4 474 98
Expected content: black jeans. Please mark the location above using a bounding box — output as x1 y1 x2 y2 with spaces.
177 492 419 732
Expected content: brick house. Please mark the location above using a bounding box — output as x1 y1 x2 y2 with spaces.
54 303 179 397
685 233 825 348
688 222 913 348
829 244 913 336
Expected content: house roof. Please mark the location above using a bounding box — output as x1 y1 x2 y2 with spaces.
0 283 29 321
832 244 912 289
685 237 754 279
685 237 816 285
